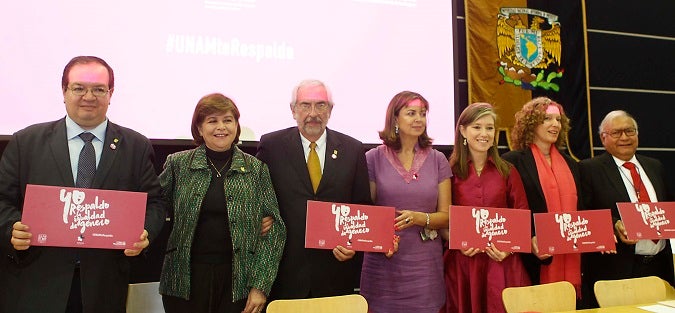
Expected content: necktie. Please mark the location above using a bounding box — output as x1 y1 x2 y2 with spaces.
76 132 96 188
623 162 658 244
622 162 651 203
307 142 322 193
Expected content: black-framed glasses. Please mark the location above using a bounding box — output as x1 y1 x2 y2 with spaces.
295 102 330 113
68 85 110 97
603 128 637 138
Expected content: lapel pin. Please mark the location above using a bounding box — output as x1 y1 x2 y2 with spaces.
331 150 338 159
110 138 119 150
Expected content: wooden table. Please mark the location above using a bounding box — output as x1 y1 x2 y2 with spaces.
557 302 675 312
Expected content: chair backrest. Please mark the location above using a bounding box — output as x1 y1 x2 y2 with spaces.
594 276 667 307
266 294 368 313
502 281 576 313
664 278 675 300
126 282 163 313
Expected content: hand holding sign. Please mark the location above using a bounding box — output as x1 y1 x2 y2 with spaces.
21 184 147 249
10 221 31 251
616 202 675 241
305 200 395 253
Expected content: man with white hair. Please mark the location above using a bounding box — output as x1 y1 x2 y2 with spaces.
579 110 674 307
256 79 370 301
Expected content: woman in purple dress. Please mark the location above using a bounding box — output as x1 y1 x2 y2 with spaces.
441 103 531 313
360 91 451 313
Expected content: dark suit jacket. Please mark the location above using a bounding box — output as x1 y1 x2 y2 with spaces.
256 127 371 299
502 148 584 284
579 152 674 298
0 118 165 313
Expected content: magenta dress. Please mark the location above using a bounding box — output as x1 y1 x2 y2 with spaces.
441 160 531 313
360 145 451 313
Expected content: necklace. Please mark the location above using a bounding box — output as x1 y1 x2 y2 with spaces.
207 157 231 178
475 167 484 175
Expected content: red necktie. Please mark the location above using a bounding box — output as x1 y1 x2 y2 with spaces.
623 162 658 243
622 162 651 202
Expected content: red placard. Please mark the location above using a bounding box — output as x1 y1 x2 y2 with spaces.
449 205 531 253
616 202 675 240
534 210 615 255
21 184 147 249
305 200 395 253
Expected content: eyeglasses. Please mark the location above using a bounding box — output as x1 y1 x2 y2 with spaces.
68 85 110 97
295 102 330 113
603 128 637 138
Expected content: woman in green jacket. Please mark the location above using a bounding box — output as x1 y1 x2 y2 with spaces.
159 93 286 313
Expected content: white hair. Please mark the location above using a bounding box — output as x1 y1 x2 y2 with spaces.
289 79 334 108
598 110 638 135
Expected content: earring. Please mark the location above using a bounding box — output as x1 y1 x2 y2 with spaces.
395 125 399 135
463 138 467 146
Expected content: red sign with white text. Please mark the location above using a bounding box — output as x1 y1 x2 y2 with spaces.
617 202 675 240
534 210 615 254
305 200 395 253
449 205 531 253
21 184 147 249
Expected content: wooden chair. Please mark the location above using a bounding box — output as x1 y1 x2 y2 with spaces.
126 282 163 313
266 294 368 313
502 281 576 313
665 278 675 299
593 276 667 307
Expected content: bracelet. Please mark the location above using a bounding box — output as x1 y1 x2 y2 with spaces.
420 213 438 241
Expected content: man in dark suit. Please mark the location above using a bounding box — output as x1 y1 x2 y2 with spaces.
580 110 674 307
0 56 165 313
256 79 371 300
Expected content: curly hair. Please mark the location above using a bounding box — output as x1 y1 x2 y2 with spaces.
378 91 433 150
510 97 570 150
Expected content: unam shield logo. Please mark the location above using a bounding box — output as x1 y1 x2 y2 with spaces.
515 28 543 68
497 7 563 91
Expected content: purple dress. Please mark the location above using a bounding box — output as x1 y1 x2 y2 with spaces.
360 145 451 313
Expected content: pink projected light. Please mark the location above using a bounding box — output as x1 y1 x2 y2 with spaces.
0 0 455 145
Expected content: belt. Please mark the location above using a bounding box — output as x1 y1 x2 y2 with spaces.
635 254 657 264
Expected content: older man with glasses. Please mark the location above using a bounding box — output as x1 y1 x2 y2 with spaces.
256 79 371 303
579 110 674 308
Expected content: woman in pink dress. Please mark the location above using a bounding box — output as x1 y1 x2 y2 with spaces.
441 102 531 313
360 91 451 313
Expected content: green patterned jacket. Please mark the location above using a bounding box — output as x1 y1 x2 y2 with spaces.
158 145 286 300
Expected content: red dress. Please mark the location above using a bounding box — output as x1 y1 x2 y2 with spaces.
441 161 531 313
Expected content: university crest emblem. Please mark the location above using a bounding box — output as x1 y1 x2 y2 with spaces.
497 7 563 91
